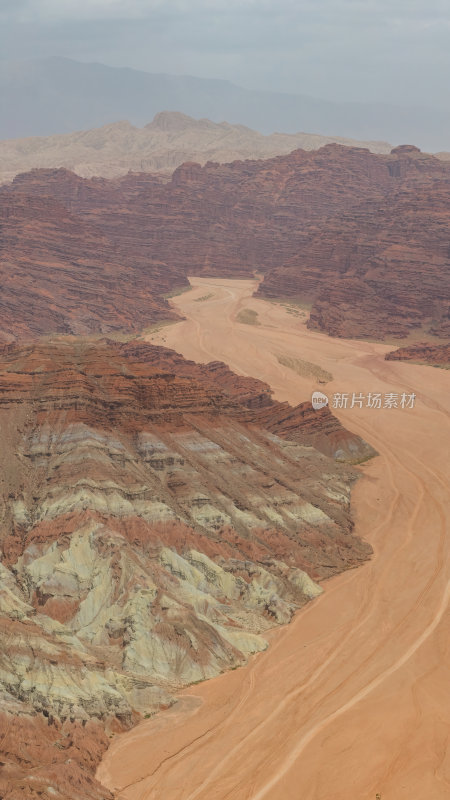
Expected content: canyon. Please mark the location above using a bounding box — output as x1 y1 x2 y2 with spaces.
98 277 450 800
2 142 450 345
0 134 448 800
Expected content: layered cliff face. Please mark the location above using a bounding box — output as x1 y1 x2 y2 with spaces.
10 145 400 279
0 338 373 799
7 143 450 344
260 178 450 339
0 188 179 344
255 146 450 339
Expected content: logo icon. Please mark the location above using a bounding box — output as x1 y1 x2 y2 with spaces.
312 391 329 410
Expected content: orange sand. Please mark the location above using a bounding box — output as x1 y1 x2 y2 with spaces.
97 279 450 800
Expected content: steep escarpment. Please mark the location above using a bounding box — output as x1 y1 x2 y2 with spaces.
0 339 373 799
260 178 450 339
9 145 398 279
256 146 450 340
0 187 180 343
7 143 450 343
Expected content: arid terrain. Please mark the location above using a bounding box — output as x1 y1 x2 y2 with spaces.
2 142 449 345
1 2 450 794
386 342 450 368
0 330 374 799
0 111 393 184
2 0 450 792
97 278 450 800
0 139 449 800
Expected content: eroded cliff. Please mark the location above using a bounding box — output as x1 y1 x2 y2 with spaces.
0 339 373 799
0 189 180 343
5 143 449 344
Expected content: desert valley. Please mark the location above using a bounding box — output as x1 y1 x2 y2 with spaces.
0 43 449 800
98 277 449 800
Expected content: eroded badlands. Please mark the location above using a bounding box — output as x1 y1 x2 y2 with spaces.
98 278 450 800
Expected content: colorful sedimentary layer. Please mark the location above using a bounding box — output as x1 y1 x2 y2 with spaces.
0 338 373 799
0 188 178 343
262 176 450 339
4 143 449 344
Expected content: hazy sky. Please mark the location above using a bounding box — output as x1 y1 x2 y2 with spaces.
1 0 449 108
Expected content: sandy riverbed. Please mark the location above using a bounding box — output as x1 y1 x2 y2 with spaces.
97 278 450 800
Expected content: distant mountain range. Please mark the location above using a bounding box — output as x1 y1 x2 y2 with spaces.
0 111 392 184
1 57 449 151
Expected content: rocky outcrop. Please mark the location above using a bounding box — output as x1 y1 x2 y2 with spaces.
256 160 450 339
0 338 373 798
0 112 393 185
0 189 180 343
385 342 450 367
10 146 397 280
0 693 114 800
304 181 448 339
251 400 376 463
6 143 449 344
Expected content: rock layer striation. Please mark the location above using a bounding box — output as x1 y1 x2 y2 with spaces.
4 143 450 344
0 338 373 799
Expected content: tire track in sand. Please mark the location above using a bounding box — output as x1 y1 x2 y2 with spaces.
249 581 450 800
99 278 449 800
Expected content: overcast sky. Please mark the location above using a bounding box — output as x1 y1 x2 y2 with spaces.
1 0 449 108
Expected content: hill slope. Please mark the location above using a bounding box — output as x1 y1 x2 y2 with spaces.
0 111 392 185
0 338 372 799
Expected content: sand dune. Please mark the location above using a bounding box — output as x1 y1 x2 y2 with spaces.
97 278 450 800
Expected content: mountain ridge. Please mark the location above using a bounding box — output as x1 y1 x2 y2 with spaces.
0 111 393 185
1 57 449 150
2 142 449 344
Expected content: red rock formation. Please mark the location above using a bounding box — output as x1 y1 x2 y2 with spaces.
0 704 113 800
0 338 373 799
0 187 179 343
8 147 399 280
385 341 450 367
6 143 449 343
265 179 450 339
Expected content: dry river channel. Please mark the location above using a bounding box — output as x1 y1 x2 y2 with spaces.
97 278 450 800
